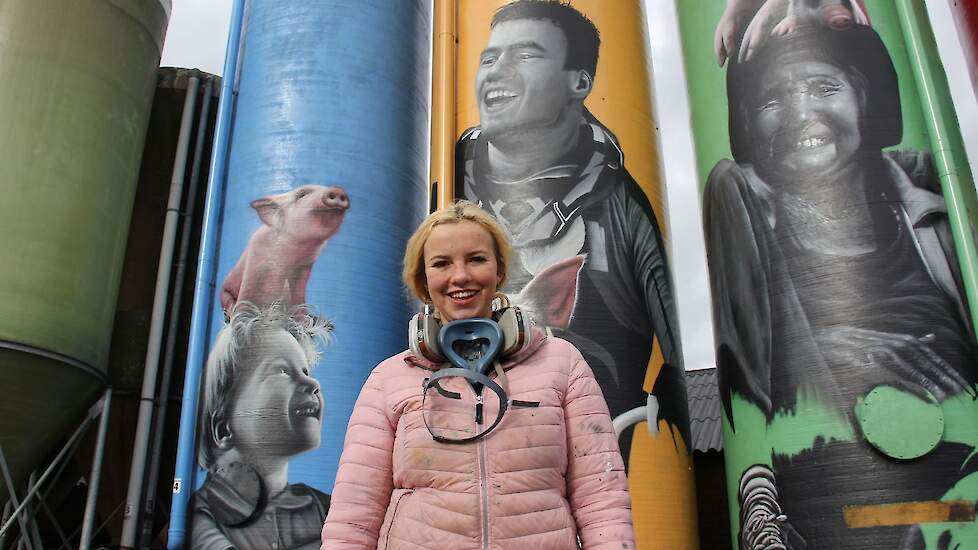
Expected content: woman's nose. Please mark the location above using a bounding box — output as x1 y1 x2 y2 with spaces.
787 92 816 121
449 262 472 283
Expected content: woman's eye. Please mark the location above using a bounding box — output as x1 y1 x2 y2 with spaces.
816 84 842 96
480 56 496 67
757 100 781 112
431 260 448 268
470 256 488 263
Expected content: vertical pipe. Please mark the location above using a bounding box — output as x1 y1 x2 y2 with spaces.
431 0 458 210
120 73 200 549
166 1 246 546
895 0 978 338
924 0 978 185
140 75 216 546
79 388 112 550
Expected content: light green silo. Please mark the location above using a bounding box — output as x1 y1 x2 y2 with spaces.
0 0 170 494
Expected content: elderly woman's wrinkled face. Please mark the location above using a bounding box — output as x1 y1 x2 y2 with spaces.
750 59 863 183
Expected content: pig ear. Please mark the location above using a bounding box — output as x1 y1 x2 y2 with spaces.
250 197 282 226
512 255 585 329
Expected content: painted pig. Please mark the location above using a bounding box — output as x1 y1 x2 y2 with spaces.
220 184 349 313
510 255 585 329
714 0 869 65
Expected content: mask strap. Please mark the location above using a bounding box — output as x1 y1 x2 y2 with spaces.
493 359 508 395
422 367 509 445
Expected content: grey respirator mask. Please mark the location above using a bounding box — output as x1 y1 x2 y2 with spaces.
409 302 531 444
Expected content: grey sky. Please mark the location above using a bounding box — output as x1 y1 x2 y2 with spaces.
161 0 232 76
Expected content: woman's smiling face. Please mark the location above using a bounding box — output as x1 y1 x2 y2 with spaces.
423 221 502 322
751 59 864 183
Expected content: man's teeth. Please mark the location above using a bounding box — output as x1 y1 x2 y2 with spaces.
486 89 516 101
796 137 827 149
294 406 318 415
449 290 477 299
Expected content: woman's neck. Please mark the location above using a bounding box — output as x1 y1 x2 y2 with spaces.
777 163 881 255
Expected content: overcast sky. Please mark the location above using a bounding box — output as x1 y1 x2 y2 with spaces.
159 0 977 371
161 0 232 76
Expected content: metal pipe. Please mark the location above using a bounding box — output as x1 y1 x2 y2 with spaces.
23 473 39 550
140 75 215 547
0 449 31 550
430 0 457 209
924 0 978 183
0 501 11 548
895 0 978 339
0 397 98 539
167 0 246 546
120 72 201 549
79 387 112 550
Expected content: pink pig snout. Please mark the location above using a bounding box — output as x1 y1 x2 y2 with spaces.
320 186 350 211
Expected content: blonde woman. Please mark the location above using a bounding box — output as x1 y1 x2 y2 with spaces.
321 201 633 549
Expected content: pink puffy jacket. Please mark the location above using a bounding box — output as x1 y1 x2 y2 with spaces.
320 328 634 549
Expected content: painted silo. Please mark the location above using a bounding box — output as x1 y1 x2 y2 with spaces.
948 0 978 97
168 1 432 548
0 0 168 496
444 1 699 547
677 0 978 548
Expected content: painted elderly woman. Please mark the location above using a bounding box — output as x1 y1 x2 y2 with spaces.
704 23 978 548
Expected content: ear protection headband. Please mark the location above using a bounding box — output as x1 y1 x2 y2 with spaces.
408 303 531 364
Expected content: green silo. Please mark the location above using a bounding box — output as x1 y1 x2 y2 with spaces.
0 0 170 496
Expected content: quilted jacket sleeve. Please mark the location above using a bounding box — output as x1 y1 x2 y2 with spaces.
321 365 395 549
562 345 636 549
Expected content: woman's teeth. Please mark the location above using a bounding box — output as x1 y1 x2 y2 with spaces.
796 137 827 149
449 290 477 299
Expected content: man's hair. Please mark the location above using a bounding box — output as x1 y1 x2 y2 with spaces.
197 301 333 469
403 200 512 304
492 0 600 80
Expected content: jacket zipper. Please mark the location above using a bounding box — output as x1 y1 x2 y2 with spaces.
477 396 490 550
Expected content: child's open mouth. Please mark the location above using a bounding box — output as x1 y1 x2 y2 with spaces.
292 401 321 418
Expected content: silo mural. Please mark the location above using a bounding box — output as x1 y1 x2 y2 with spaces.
678 0 978 548
449 1 699 546
948 0 978 98
168 1 432 548
0 0 168 498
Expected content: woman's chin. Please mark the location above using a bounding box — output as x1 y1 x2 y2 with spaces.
441 304 491 322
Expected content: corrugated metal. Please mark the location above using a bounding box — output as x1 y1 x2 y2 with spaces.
687 368 723 453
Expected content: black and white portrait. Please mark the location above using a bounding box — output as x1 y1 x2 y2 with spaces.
704 17 978 549
456 0 687 459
